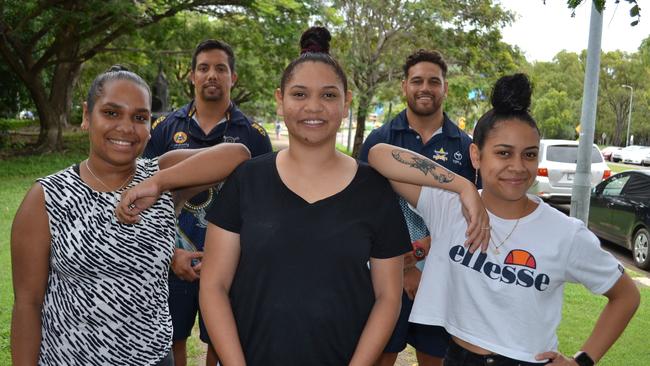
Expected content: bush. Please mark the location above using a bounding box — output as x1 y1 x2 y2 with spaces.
0 118 37 130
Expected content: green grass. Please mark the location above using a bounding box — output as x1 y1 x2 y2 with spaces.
557 283 650 365
608 162 643 174
1 134 649 365
0 118 38 130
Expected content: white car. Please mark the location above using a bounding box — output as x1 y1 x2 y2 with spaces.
611 145 647 163
528 140 610 202
622 147 650 165
642 153 650 166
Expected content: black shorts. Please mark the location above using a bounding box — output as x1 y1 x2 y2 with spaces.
384 291 450 357
168 272 210 343
444 340 551 366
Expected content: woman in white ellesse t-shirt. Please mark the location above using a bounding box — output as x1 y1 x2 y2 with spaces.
368 74 640 366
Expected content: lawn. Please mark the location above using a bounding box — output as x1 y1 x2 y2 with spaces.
1 134 649 365
608 162 644 174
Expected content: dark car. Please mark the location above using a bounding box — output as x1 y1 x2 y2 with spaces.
589 170 650 269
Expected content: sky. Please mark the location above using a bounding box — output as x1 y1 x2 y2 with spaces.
498 0 650 62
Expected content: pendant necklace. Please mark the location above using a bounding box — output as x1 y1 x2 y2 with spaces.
490 199 528 255
85 160 134 193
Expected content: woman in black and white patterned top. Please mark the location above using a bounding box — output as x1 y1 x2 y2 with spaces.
10 66 249 365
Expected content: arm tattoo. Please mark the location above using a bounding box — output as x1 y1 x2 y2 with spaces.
391 150 455 184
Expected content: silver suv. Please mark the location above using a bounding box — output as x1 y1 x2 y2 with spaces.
528 140 610 202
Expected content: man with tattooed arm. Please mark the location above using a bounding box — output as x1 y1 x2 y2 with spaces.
359 49 476 366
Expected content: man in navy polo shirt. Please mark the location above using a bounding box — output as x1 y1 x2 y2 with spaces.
359 49 476 366
143 39 271 366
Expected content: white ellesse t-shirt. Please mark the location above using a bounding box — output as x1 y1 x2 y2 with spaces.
410 187 623 363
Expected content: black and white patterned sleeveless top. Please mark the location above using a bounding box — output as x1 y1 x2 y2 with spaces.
37 158 175 365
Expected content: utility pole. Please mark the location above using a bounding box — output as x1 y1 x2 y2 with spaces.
571 1 602 224
622 84 633 146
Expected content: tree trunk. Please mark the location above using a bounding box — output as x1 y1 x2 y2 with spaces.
30 62 82 151
21 76 57 151
9 58 81 151
612 101 627 146
352 93 372 158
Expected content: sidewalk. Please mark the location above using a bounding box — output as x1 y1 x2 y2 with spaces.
271 132 289 151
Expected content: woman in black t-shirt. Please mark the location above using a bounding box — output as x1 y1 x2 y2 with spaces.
200 27 486 365
117 27 488 365
200 27 414 365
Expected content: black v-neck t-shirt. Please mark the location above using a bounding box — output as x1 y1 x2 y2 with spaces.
206 152 411 365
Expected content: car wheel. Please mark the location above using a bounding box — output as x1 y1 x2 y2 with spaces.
633 227 650 270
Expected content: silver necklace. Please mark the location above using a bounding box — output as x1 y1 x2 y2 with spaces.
490 199 528 255
84 160 134 192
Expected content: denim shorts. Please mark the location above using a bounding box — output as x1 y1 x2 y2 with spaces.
168 272 211 343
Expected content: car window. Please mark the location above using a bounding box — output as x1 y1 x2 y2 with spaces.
602 175 630 197
622 175 650 199
546 145 602 163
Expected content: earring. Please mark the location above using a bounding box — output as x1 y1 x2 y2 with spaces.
474 168 479 186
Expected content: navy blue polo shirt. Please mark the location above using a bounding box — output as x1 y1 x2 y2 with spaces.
359 110 475 182
360 110 477 249
143 101 272 252
143 101 272 158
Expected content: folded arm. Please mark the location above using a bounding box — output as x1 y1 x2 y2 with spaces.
116 143 250 223
368 143 489 251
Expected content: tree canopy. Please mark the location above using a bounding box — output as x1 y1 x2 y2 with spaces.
1 0 649 153
0 0 252 151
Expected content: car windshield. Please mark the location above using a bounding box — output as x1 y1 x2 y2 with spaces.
546 145 603 163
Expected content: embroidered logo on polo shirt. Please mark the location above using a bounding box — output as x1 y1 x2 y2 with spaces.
222 135 241 143
251 122 267 136
432 148 448 162
152 115 166 130
173 132 188 144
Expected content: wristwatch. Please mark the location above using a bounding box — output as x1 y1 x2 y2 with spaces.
573 351 594 366
412 241 426 260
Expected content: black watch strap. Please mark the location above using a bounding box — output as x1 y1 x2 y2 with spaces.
573 351 595 366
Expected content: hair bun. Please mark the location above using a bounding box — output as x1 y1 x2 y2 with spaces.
106 64 130 73
300 26 331 55
491 73 532 114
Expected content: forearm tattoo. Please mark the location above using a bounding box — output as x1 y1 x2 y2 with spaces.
391 150 455 184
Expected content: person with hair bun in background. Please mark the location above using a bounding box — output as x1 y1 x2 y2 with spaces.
10 65 250 365
369 73 640 366
115 26 487 365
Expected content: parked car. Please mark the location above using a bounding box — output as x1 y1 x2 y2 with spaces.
589 170 650 269
528 140 610 202
18 110 35 120
623 147 650 165
611 145 648 163
642 152 650 166
600 146 621 161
